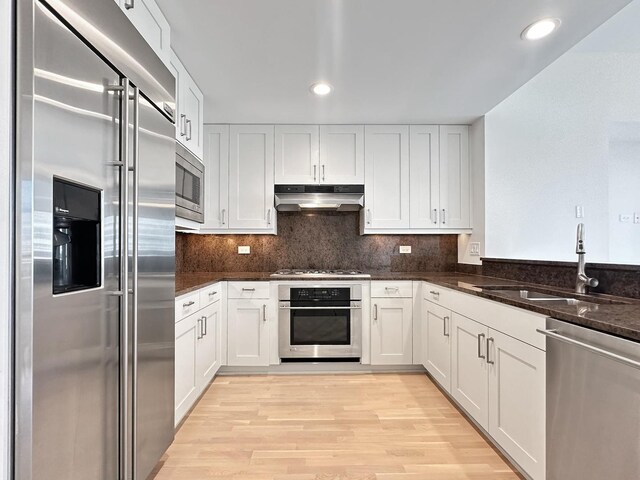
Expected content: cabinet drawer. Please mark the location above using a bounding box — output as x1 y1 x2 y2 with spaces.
227 281 270 299
371 281 413 298
199 283 221 308
175 292 200 322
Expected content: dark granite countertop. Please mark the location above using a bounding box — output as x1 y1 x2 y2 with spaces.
176 271 640 342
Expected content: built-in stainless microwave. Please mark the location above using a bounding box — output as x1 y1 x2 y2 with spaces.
175 142 204 223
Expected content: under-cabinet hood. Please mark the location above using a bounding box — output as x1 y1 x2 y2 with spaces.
274 185 365 211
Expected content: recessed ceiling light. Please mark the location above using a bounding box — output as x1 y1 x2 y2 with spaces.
521 18 561 41
310 82 332 96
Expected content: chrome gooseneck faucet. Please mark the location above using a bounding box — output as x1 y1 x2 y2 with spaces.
575 223 598 294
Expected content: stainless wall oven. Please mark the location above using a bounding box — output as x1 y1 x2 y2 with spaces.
279 284 362 360
175 142 204 222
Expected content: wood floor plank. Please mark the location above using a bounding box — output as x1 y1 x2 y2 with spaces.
150 373 523 480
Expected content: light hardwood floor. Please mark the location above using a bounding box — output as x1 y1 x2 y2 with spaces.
151 373 523 480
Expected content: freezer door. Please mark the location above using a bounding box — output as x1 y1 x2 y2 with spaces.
132 95 176 480
21 3 122 479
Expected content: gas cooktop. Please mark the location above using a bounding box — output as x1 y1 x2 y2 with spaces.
270 269 371 279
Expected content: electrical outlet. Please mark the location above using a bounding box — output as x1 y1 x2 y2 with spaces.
399 246 412 254
619 214 632 223
470 242 481 256
575 205 584 218
238 246 251 254
635 213 640 224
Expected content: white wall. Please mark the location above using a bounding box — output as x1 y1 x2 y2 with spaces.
484 0 640 264
0 0 12 478
458 116 485 265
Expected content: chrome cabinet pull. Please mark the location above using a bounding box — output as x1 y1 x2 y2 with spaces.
186 119 192 141
429 290 440 299
208 291 217 297
263 304 267 322
197 317 203 339
313 165 317 182
385 287 400 293
374 304 378 321
537 329 640 370
221 208 226 225
432 208 438 224
124 0 134 9
478 333 486 359
486 337 495 364
443 316 450 337
242 288 256 292
442 208 446 224
183 300 195 307
203 316 208 336
179 114 187 137
366 209 372 225
322 164 326 181
267 208 272 226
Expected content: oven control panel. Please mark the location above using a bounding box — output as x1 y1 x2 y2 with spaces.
290 288 351 302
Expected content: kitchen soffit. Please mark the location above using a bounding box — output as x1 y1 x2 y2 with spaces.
156 0 632 124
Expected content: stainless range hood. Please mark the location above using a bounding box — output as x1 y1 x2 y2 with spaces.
275 185 365 211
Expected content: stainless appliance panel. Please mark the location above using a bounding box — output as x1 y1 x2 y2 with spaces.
133 95 176 480
45 0 175 117
278 284 362 359
24 5 121 478
544 318 640 480
175 142 204 223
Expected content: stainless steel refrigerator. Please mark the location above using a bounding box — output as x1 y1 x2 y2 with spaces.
15 0 176 479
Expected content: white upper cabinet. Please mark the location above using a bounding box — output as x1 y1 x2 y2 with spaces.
201 125 229 232
409 125 440 228
228 125 276 232
439 125 470 229
319 125 365 184
116 0 171 67
275 125 319 184
170 50 204 160
363 125 410 229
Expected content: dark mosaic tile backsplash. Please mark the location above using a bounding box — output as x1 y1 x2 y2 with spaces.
177 211 459 273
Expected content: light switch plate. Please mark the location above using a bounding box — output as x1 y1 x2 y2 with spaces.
470 242 481 256
238 246 251 254
575 205 584 218
635 213 640 224
399 246 411 254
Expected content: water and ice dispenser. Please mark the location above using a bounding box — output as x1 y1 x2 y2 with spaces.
52 178 101 294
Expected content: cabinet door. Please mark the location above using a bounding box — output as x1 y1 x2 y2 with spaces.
182 75 204 159
122 0 171 66
439 126 470 229
371 298 413 365
196 302 221 392
364 126 410 229
228 125 275 231
488 329 545 480
423 299 452 392
168 50 185 144
275 125 319 184
201 125 229 231
320 125 364 184
409 125 440 228
451 313 489 429
174 314 198 425
227 299 270 366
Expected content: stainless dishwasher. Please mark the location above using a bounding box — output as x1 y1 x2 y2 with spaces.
539 318 640 480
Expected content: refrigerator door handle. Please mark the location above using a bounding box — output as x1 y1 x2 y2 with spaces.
118 77 131 480
130 84 140 480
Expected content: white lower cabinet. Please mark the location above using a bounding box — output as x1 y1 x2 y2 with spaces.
370 297 413 365
451 312 489 429
488 329 546 480
227 298 271 366
422 299 452 391
174 313 198 425
195 301 221 390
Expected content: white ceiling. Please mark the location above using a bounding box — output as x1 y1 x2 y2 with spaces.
156 0 632 124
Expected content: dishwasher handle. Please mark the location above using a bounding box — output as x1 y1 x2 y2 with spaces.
537 328 640 370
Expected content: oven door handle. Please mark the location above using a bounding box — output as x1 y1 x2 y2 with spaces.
279 305 361 310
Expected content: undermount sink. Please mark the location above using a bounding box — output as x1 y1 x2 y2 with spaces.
477 285 595 305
